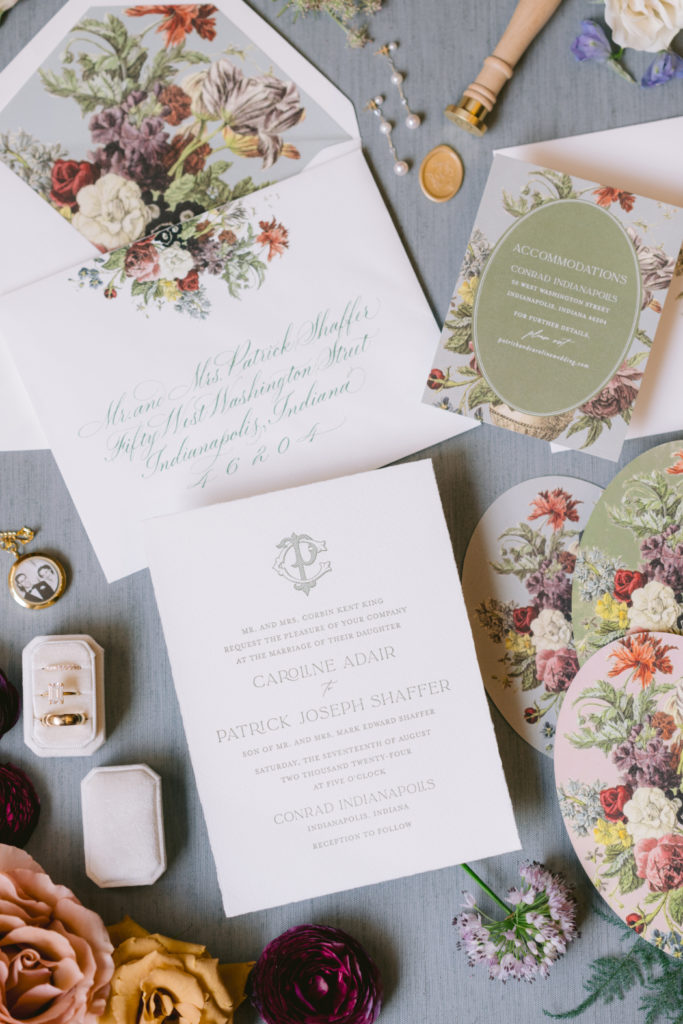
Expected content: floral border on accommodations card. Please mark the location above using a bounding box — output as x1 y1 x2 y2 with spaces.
462 476 601 757
555 632 683 958
572 441 683 665
423 154 682 461
0 4 346 252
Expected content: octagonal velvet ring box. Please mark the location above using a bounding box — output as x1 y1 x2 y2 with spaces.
81 764 166 888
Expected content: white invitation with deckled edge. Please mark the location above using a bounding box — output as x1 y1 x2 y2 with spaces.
144 461 520 917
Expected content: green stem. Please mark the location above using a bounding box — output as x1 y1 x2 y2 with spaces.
168 123 225 178
461 863 512 915
5 149 30 171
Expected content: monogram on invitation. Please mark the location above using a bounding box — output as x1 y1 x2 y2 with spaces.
144 461 520 916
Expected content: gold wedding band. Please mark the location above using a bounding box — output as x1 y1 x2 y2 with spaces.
40 712 88 727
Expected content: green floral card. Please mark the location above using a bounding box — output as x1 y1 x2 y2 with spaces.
423 154 683 460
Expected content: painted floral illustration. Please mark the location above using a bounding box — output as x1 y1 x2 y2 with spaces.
425 167 678 454
0 5 309 250
573 445 683 661
471 484 589 752
71 198 289 317
556 632 683 957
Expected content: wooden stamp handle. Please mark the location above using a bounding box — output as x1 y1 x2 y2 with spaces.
445 0 565 135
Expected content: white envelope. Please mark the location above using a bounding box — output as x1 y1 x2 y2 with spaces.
499 117 683 442
0 0 360 449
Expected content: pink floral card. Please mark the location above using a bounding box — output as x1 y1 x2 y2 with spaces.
462 476 601 757
423 154 683 461
555 633 683 957
0 0 358 450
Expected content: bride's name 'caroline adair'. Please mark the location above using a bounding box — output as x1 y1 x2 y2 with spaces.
251 646 396 687
215 679 451 741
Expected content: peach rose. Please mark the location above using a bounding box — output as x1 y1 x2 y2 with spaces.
100 917 253 1024
0 844 113 1023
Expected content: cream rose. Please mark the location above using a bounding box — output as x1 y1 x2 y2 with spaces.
157 243 195 281
72 174 151 251
604 0 683 52
628 580 679 630
530 608 572 652
101 917 253 1024
0 844 113 1024
624 786 682 842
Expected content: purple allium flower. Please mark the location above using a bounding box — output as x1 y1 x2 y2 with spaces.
642 50 683 86
89 106 126 147
571 20 614 62
640 529 683 595
247 924 382 1024
0 669 20 740
0 763 40 846
455 861 577 982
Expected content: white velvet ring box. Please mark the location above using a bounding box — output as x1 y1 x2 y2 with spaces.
23 634 105 757
81 764 166 887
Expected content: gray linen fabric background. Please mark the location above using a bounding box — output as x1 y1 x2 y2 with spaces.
2 0 683 1020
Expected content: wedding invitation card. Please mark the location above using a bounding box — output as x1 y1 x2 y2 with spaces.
144 461 520 917
0 149 475 582
423 154 683 460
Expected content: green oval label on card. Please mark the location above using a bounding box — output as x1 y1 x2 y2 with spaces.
472 199 641 416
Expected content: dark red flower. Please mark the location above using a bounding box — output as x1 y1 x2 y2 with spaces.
159 84 192 126
162 134 211 175
427 369 446 390
125 5 218 47
613 568 647 604
580 363 642 420
0 764 40 846
626 913 644 934
0 670 20 741
513 606 537 634
178 269 199 291
559 549 577 574
247 924 382 1024
524 706 540 724
124 240 161 282
599 784 632 822
50 159 100 210
104 286 117 299
593 187 636 212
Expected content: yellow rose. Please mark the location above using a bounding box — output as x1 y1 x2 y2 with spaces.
101 917 253 1024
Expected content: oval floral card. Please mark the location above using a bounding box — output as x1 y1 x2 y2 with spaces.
572 441 683 664
462 476 601 756
555 633 683 957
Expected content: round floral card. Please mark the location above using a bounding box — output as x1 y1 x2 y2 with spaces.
572 441 683 665
462 476 602 757
555 633 683 956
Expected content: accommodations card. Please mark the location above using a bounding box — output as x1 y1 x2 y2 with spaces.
145 461 519 916
0 148 475 582
423 154 683 460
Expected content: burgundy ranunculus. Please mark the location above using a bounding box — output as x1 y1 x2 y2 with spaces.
0 669 20 740
0 763 40 846
613 568 648 604
50 159 101 210
247 924 382 1024
599 784 632 822
513 606 537 634
159 84 192 125
579 363 642 420
535 647 579 693
124 240 161 282
178 268 200 292
427 369 446 390
626 913 644 933
523 706 540 724
635 834 683 891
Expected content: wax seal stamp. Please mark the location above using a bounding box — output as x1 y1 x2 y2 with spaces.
419 144 463 202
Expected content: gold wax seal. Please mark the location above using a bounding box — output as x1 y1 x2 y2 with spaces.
419 144 464 203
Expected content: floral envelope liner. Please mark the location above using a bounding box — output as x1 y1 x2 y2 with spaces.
573 441 683 665
462 476 602 757
0 4 348 252
555 632 683 958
